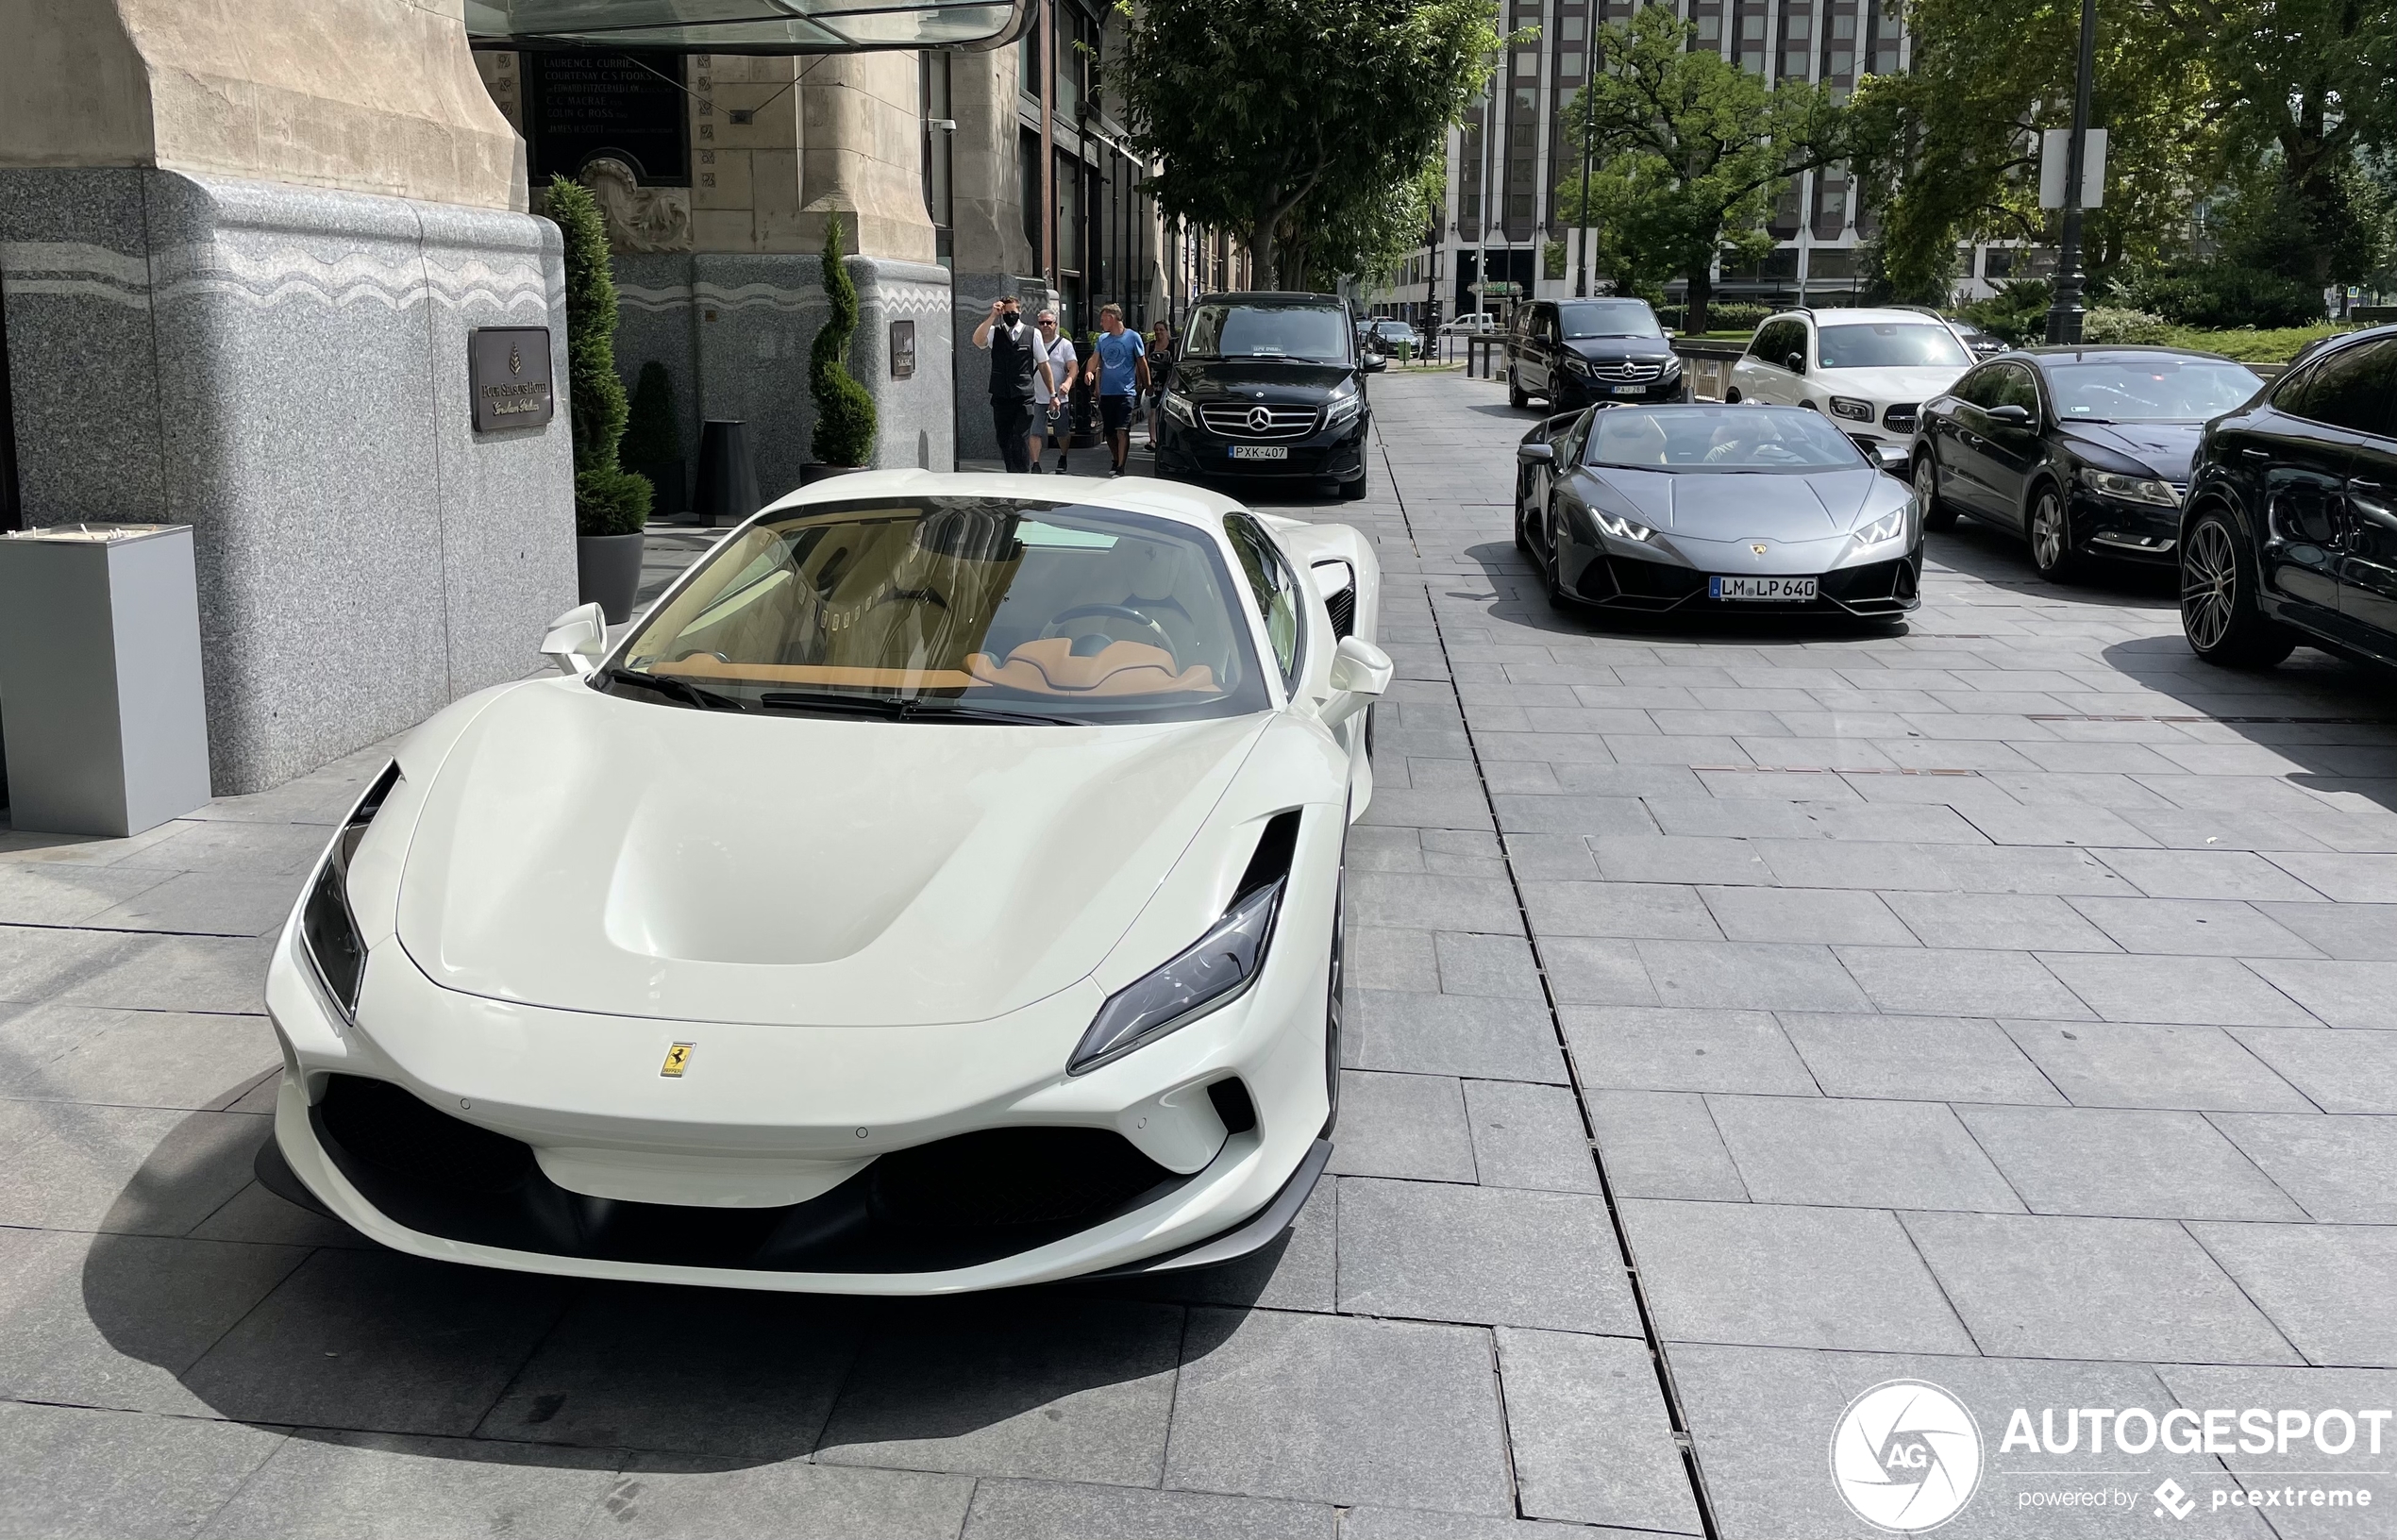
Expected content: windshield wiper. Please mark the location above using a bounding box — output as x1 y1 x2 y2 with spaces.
598 665 747 712
910 703 1082 727
758 690 1080 727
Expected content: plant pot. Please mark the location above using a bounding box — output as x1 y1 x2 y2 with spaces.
798 463 866 485
576 532 645 626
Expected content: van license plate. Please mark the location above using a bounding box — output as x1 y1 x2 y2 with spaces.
1709 575 1819 601
1231 445 1288 460
1610 384 1646 395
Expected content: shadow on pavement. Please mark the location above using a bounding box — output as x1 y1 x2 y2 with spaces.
82 1110 1271 1468
1458 541 1918 647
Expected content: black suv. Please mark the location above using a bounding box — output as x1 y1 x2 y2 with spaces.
1503 297 1684 410
1154 292 1372 499
2181 325 2397 668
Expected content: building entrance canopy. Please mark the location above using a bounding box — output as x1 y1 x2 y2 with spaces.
465 0 1028 52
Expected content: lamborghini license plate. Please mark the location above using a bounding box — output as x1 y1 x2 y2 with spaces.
1231 444 1289 460
1709 575 1818 602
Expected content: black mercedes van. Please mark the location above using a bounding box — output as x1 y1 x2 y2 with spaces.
1153 292 1372 500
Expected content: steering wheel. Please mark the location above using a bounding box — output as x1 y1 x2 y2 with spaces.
1040 603 1176 655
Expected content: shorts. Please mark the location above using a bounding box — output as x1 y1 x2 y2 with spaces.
1099 393 1132 432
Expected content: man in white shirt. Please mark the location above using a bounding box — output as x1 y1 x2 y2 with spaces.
1031 310 1081 474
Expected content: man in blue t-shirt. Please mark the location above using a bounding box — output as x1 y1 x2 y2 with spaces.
1081 303 1149 477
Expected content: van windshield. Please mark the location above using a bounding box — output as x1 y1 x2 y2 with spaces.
1558 300 1664 339
1183 304 1351 364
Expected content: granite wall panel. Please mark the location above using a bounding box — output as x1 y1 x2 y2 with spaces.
0 168 577 795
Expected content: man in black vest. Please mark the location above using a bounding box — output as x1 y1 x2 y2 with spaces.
973 296 1057 473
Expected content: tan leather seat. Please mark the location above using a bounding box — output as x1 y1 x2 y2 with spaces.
966 638 1217 695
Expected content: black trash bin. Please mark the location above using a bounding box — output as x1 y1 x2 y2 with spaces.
693 420 764 529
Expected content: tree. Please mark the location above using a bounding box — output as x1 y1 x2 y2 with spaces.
1558 5 1847 331
808 214 877 467
546 176 650 538
1114 0 1502 288
1852 0 2395 304
1289 158 1446 291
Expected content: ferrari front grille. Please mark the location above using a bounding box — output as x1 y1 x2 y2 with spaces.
310 1074 1190 1274
1198 403 1321 439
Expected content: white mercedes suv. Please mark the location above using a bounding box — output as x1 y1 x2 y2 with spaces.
1725 308 1976 473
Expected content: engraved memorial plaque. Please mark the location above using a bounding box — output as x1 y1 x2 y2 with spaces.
470 327 556 433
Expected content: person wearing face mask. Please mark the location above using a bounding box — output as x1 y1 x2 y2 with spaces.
1029 310 1081 473
972 295 1057 473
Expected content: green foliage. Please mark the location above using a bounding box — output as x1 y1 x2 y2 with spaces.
1655 301 1771 332
1852 0 2396 310
2125 265 2325 330
1555 5 1847 331
1296 158 1446 290
2079 307 2173 344
808 215 878 468
547 176 650 537
621 360 683 470
1113 0 1502 287
1961 278 2053 345
2153 323 2355 363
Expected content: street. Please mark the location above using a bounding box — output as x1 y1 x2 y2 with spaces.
4 366 2395 1537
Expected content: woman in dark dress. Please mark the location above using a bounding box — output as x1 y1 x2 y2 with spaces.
1144 318 1178 447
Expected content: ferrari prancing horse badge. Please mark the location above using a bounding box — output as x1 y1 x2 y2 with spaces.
661 1042 694 1078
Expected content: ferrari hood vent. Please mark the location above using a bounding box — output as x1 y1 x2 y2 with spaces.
1235 810 1303 902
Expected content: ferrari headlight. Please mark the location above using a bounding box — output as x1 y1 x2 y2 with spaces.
1162 390 1198 427
1830 396 1875 422
2079 468 2179 507
1069 878 1283 1075
299 761 402 1021
1595 510 1655 543
1853 508 1910 547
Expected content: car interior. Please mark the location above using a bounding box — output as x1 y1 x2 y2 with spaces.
622 502 1257 710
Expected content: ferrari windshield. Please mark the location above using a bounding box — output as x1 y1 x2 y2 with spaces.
2046 358 2262 421
613 498 1269 724
1585 407 1867 471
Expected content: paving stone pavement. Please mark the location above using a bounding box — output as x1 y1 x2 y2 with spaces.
4 373 2396 1537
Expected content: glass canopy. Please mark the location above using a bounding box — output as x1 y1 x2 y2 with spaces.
465 0 1029 52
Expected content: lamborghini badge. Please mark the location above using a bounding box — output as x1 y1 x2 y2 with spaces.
661 1042 694 1077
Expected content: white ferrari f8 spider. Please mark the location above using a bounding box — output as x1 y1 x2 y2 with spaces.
260 472 1390 1294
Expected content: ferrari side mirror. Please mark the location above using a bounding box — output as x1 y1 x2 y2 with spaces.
541 601 610 677
1320 637 1394 728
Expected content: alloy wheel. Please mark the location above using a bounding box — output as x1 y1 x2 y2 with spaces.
2031 492 2068 573
2183 518 2238 652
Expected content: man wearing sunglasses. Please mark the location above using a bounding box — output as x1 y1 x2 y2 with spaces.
1030 310 1081 474
971 295 1059 473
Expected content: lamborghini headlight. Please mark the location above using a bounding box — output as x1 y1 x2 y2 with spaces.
2079 468 2179 507
299 761 401 1021
1595 510 1656 543
1852 507 1910 547
1162 390 1198 427
1069 878 1283 1075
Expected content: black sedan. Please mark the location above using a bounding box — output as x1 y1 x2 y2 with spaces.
2180 325 2397 668
1505 298 1685 411
1907 346 2266 581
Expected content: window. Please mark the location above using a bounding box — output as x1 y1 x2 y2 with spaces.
614 499 1268 725
1223 514 1302 692
1587 407 1865 470
1751 319 1803 365
1990 364 2040 413
1557 299 1663 339
1815 323 1970 370
2283 340 2397 435
1955 367 2007 409
2045 359 2263 422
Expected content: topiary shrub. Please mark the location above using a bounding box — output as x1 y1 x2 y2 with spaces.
547 175 651 536
809 214 878 468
